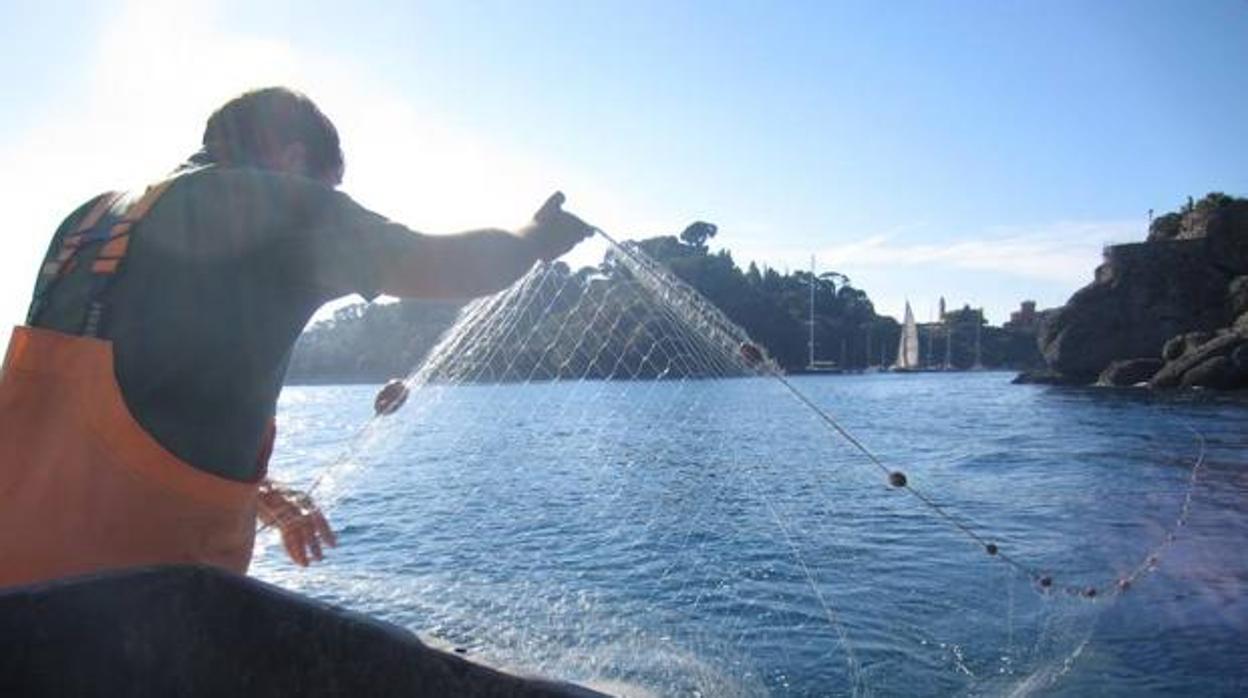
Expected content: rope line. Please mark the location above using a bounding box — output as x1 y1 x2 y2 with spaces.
593 226 1207 600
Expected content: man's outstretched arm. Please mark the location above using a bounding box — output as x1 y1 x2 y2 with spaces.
374 192 595 299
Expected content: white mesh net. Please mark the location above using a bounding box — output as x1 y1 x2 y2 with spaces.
257 235 1204 696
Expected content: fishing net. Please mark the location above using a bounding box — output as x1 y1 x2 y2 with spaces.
254 234 1204 697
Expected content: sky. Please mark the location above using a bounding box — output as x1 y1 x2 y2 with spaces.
1 0 1245 339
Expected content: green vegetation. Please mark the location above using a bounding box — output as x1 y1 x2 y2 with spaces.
287 299 461 383
631 229 892 370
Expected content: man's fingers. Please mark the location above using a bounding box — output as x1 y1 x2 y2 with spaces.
308 535 323 562
312 511 338 548
266 486 334 567
283 529 308 567
534 191 566 222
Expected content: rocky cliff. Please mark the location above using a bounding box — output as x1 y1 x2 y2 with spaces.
1020 193 1248 389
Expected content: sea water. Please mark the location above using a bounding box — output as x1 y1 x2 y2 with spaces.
252 372 1247 697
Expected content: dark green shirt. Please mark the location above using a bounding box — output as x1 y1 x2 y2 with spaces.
30 165 419 481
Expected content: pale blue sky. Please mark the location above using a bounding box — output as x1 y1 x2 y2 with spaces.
2 0 1245 330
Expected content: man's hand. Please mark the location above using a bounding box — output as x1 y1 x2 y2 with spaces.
257 480 337 567
520 192 596 262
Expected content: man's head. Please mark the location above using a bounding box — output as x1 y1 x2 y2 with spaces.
197 87 344 186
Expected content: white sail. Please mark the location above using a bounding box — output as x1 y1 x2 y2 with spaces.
893 301 920 370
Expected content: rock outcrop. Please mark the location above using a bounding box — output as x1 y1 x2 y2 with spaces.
1149 329 1248 389
1096 358 1164 387
1022 193 1248 390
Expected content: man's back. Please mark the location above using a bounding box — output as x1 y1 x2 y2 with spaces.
33 166 393 480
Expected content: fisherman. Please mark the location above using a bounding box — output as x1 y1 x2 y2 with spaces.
0 87 594 588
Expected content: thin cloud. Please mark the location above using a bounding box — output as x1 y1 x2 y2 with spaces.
726 219 1145 323
737 219 1140 287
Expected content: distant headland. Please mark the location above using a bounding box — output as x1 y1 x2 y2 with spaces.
1016 192 1248 390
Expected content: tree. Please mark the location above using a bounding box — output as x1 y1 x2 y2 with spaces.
745 261 762 286
819 271 849 292
679 221 718 250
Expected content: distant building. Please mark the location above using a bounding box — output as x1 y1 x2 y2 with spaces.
1004 300 1039 331
942 303 983 325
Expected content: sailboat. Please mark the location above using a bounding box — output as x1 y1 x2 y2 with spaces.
805 256 842 373
891 301 921 372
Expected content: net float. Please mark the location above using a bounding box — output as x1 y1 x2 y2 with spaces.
374 379 409 416
739 342 764 366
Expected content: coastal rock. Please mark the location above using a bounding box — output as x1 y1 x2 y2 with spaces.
1161 330 1217 362
1149 330 1247 389
1160 336 1184 362
1229 276 1248 318
1097 358 1164 387
1035 193 1248 388
1195 199 1248 275
1232 343 1248 372
1147 212 1182 242
1037 241 1231 382
1179 355 1242 390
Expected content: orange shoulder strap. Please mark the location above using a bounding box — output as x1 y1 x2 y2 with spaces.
28 191 122 326
28 176 182 334
79 177 179 336
90 178 178 275
38 192 122 280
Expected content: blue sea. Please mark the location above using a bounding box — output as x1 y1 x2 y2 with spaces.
252 373 1247 697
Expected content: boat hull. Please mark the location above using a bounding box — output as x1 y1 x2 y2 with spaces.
0 565 603 698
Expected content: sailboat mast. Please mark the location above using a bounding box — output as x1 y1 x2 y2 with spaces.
865 325 872 368
808 255 815 368
974 308 984 368
945 322 952 369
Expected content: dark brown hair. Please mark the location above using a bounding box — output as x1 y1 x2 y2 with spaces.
191 87 343 182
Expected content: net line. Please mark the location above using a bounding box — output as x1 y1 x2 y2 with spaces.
591 226 1208 602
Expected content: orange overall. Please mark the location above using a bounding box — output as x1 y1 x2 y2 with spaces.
0 180 260 589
